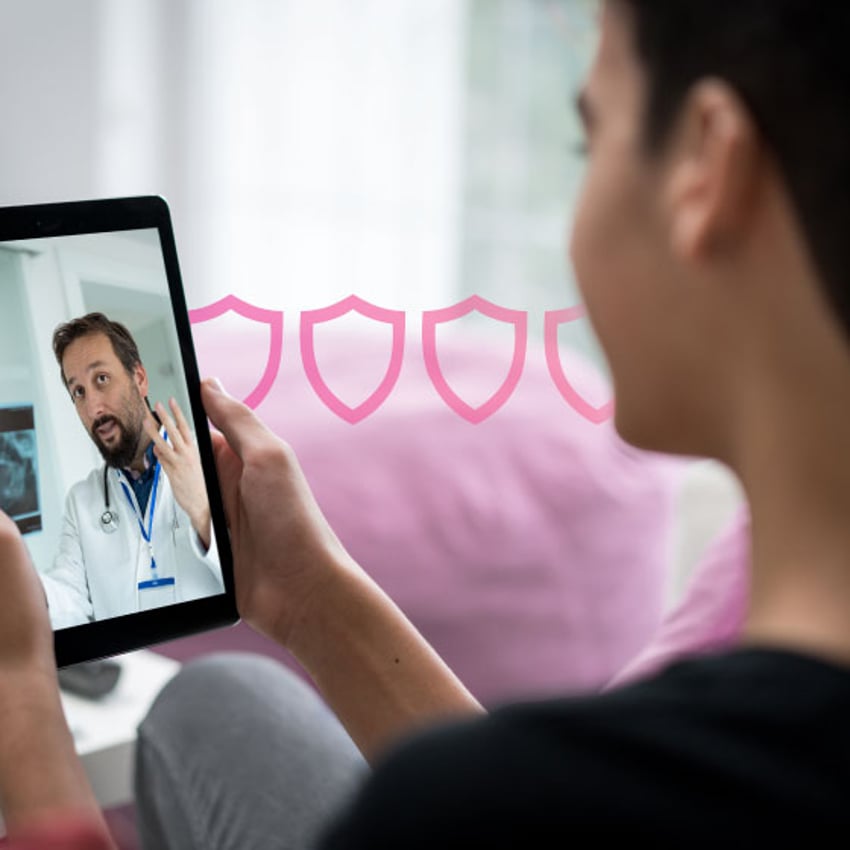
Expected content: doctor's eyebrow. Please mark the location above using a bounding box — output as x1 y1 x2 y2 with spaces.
65 360 110 389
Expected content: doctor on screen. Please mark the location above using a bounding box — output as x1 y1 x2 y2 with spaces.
40 312 224 629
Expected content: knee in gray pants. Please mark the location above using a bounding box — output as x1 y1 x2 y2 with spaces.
135 652 368 850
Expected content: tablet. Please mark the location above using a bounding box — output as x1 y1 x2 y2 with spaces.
0 196 237 666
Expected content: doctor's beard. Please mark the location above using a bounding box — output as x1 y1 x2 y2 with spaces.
90 388 149 470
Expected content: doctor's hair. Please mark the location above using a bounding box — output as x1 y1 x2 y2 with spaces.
614 0 850 343
53 312 143 387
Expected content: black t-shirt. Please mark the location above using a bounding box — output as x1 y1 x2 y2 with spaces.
318 648 850 847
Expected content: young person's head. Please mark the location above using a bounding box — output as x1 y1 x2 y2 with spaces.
571 2 850 463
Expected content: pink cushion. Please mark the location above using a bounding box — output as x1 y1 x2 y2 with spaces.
606 502 750 690
192 317 686 705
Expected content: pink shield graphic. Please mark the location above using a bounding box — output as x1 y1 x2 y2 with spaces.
188 294 283 410
300 295 406 424
544 305 614 424
422 295 527 424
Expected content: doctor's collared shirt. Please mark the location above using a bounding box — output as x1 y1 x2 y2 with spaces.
122 438 158 516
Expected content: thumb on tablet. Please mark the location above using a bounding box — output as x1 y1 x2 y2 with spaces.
201 377 274 459
208 430 240 529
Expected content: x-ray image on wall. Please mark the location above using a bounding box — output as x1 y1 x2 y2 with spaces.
0 405 42 535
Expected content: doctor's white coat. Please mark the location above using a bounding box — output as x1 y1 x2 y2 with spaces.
40 463 224 629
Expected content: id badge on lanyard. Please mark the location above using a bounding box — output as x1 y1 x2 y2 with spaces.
137 575 176 610
121 462 177 611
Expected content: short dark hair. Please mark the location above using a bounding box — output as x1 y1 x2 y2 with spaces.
53 312 142 386
616 0 850 341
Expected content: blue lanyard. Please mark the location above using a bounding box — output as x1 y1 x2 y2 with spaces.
120 461 162 575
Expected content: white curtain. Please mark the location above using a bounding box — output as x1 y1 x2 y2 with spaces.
92 0 467 313
0 0 465 312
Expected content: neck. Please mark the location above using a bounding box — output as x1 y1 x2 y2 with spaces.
127 437 154 475
730 313 850 668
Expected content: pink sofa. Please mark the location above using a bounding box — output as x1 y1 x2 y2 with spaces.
160 316 728 706
607 502 750 689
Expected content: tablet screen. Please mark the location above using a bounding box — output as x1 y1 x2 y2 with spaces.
0 198 236 665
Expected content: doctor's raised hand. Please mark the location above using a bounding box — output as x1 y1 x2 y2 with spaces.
143 397 211 551
0 512 109 842
200 378 482 761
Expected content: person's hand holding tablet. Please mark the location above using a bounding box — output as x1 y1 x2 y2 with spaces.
201 377 482 761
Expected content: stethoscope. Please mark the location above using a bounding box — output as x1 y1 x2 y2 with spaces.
99 465 121 533
99 446 166 588
99 459 163 534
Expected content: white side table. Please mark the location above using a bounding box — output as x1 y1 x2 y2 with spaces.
61 650 181 809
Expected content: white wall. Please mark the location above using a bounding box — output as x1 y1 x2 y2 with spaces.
0 247 66 573
0 0 100 205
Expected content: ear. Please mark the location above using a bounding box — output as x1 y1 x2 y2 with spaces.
133 362 149 398
663 79 762 262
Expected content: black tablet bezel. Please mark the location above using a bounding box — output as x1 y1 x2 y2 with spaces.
0 195 238 666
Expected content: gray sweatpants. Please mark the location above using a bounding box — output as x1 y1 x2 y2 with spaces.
134 653 368 850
